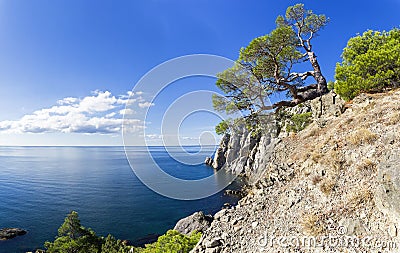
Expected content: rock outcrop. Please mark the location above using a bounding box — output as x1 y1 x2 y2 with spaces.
205 91 345 185
211 133 230 170
204 157 213 167
194 90 400 252
173 211 213 236
204 121 279 185
0 228 27 240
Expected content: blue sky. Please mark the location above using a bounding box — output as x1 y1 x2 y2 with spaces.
0 0 399 146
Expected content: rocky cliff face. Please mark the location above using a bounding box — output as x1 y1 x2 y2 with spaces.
206 125 277 184
195 90 400 252
206 91 345 185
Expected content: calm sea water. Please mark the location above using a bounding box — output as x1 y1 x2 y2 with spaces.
0 146 240 253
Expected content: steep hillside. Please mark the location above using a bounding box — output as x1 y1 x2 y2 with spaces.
194 90 400 253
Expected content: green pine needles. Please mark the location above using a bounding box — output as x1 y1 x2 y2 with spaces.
44 211 201 253
335 28 400 100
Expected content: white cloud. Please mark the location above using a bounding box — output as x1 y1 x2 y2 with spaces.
119 108 135 115
78 90 117 113
0 120 13 131
105 112 116 118
117 91 135 104
116 92 151 106
138 102 155 108
145 134 163 139
180 136 198 140
57 97 78 105
0 90 146 135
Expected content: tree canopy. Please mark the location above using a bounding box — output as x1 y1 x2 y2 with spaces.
213 4 329 134
101 235 132 253
44 211 201 253
45 211 102 253
136 230 201 253
335 28 400 100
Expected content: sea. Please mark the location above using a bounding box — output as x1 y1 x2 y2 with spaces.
0 146 241 253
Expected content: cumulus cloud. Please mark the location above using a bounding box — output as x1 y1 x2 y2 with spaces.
0 90 151 135
118 91 134 99
138 102 155 108
57 97 78 105
78 90 117 113
119 108 135 115
105 112 117 118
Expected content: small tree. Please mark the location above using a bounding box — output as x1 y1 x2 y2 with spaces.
138 230 201 253
335 28 400 100
57 211 86 240
45 211 102 253
101 234 131 253
213 4 329 132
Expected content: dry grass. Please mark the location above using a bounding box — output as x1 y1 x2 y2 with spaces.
345 187 374 212
362 100 376 112
303 125 320 138
386 111 400 126
301 212 326 236
356 158 376 172
320 149 343 172
292 152 305 162
311 175 323 185
319 177 337 195
348 128 378 146
310 152 322 163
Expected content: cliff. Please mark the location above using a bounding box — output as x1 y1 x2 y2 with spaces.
195 90 400 252
206 91 345 185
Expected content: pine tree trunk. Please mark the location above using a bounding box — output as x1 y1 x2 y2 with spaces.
307 51 329 94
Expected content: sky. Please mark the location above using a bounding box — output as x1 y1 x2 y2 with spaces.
0 0 399 146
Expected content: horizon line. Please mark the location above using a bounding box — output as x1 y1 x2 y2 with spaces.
0 145 219 147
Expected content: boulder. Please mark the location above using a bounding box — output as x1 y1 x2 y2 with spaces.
204 157 213 166
173 211 213 235
0 228 27 240
224 189 241 196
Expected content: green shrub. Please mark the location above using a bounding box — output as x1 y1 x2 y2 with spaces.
335 28 400 100
327 81 335 91
136 230 201 253
44 212 201 253
286 112 313 133
215 120 229 135
101 235 131 253
45 211 103 253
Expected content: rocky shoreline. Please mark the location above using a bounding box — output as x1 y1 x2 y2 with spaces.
17 91 400 253
189 91 400 252
0 228 27 240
